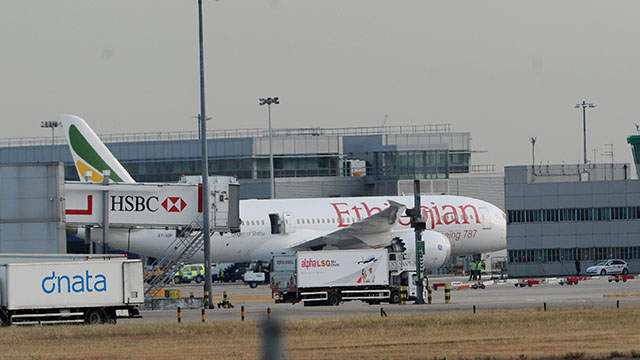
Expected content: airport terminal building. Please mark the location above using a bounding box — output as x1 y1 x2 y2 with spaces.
505 162 640 277
0 124 503 207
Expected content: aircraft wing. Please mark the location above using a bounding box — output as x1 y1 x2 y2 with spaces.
289 200 406 250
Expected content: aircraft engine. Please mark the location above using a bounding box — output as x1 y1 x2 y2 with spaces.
390 230 452 270
421 231 452 270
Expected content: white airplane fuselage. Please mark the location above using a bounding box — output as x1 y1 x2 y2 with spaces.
80 195 506 264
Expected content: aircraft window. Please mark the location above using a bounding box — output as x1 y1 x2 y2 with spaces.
296 219 300 224
321 218 325 224
261 220 265 226
250 221 254 226
332 218 336 223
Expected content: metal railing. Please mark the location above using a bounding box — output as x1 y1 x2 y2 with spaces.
0 124 453 148
144 220 206 297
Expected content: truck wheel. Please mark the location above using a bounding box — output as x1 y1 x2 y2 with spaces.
327 292 341 306
85 308 107 325
249 282 258 288
196 275 204 284
0 311 9 327
390 291 401 304
174 276 182 284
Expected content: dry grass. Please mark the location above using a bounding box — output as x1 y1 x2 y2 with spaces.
2 307 640 359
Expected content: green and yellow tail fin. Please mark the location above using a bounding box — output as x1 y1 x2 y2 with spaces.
60 114 136 183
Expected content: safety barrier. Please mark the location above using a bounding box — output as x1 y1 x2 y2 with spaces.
444 284 451 304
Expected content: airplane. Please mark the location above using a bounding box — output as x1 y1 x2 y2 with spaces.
357 256 378 265
61 114 506 271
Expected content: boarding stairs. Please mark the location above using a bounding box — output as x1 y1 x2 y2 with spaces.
144 220 206 297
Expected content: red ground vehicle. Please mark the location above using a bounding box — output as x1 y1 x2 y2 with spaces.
608 274 635 283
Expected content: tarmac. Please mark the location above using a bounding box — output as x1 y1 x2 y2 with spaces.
121 274 640 324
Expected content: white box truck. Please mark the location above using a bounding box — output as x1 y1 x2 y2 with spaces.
0 258 144 326
270 249 417 306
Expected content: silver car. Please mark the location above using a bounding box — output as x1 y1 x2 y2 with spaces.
585 259 629 276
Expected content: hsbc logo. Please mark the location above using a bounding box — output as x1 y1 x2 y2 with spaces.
162 197 187 212
111 195 187 213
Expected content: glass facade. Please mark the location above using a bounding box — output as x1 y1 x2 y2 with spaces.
507 206 640 223
65 156 344 183
256 156 339 178
509 247 640 263
375 150 449 180
449 152 470 174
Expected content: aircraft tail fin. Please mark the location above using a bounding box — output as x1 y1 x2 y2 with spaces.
59 114 136 183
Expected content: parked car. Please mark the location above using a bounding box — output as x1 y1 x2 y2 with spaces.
174 264 205 284
586 259 629 276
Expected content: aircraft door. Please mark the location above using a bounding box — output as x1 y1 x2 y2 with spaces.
479 207 492 229
283 212 295 233
269 214 281 234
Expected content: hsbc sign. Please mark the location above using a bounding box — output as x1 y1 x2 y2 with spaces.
162 197 188 213
110 195 188 213
65 179 239 231
65 183 202 227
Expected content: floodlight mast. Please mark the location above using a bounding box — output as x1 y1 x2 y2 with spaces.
41 121 60 145
196 0 213 309
259 97 280 199
575 101 597 165
530 137 536 166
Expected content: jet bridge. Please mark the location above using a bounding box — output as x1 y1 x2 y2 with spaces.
64 175 240 297
65 179 240 231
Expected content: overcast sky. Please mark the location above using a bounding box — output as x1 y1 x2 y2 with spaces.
1 1 638 172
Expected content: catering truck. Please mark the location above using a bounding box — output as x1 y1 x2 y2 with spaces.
0 257 144 326
270 249 417 306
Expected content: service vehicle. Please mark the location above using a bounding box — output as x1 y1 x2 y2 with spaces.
243 260 269 288
585 259 629 276
0 257 144 326
270 249 417 306
213 263 246 282
174 264 205 284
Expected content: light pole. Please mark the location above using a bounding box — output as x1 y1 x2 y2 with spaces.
196 0 213 309
41 121 60 145
259 97 279 199
530 137 536 166
575 101 596 164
